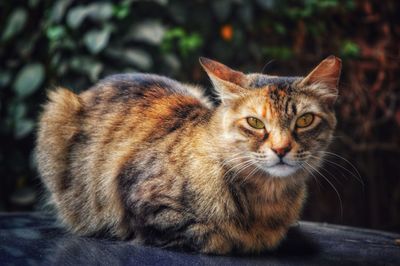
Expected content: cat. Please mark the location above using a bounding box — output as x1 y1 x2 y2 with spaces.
36 56 341 254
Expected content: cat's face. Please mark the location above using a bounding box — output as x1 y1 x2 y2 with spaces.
200 56 341 178
219 83 336 177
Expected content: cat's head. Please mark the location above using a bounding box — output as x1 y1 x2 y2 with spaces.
200 56 341 178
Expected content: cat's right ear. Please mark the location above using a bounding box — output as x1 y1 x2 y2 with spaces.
199 57 248 104
299 55 342 108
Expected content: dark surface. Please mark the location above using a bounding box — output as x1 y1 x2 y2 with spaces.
0 212 399 266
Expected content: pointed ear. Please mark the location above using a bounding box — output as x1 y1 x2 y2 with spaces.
199 57 248 104
300 55 342 107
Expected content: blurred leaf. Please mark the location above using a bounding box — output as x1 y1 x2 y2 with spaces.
124 49 153 70
58 37 76 50
262 46 293 60
13 63 45 99
50 0 73 23
153 0 168 5
56 62 69 76
163 54 181 73
311 0 339 9
0 71 12 87
46 25 66 41
14 119 35 139
67 3 113 29
89 64 103 81
1 8 28 41
84 29 111 54
50 52 62 68
67 6 89 29
29 0 41 7
345 0 356 10
212 0 233 21
274 23 286 35
256 0 276 10
87 3 113 21
164 28 185 39
308 23 326 37
341 40 360 58
167 4 186 23
105 48 153 70
238 3 253 25
178 33 203 57
162 28 203 57
13 102 27 121
113 2 130 19
129 21 166 45
70 56 103 81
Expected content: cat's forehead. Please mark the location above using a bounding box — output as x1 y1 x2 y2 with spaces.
240 77 323 126
249 75 302 90
249 75 304 108
248 75 310 107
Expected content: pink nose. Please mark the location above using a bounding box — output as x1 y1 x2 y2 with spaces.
272 145 292 158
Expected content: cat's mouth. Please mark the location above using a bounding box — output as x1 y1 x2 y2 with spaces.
263 161 299 177
268 164 298 177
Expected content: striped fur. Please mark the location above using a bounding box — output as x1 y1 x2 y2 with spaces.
36 57 340 254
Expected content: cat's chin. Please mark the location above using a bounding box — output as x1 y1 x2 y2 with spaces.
263 164 299 178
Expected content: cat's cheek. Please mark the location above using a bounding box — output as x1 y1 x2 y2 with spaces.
222 130 250 149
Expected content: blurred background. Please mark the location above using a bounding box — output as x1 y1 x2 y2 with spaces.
0 0 399 233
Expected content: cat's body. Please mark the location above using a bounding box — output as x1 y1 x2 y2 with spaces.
36 57 341 254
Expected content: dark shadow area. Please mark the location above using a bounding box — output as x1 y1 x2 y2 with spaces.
1 213 399 265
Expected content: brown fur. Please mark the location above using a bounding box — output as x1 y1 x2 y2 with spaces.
36 57 341 254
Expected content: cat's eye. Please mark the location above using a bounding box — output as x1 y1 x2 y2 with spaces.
247 117 265 129
296 113 314 128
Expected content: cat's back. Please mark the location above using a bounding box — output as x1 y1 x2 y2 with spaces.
78 73 213 145
81 73 212 110
36 73 212 237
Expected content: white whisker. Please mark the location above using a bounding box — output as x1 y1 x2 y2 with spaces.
304 161 343 219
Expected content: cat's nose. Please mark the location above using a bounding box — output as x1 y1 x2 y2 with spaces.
272 145 292 158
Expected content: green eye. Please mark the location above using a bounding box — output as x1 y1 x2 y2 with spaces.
296 113 314 128
247 117 265 129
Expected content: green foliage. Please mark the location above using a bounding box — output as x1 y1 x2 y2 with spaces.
14 63 45 99
162 28 203 57
262 46 293 60
2 8 28 41
340 40 360 58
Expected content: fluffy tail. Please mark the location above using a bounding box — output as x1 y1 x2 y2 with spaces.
36 88 83 195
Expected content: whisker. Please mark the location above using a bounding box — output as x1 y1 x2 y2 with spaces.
222 159 255 182
304 161 343 219
311 155 362 186
311 154 364 189
240 163 260 185
297 162 324 189
318 151 363 183
305 155 345 185
229 161 257 184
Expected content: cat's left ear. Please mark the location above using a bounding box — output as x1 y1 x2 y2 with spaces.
300 55 342 107
199 57 248 104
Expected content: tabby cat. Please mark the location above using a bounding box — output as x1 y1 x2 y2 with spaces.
36 56 341 254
